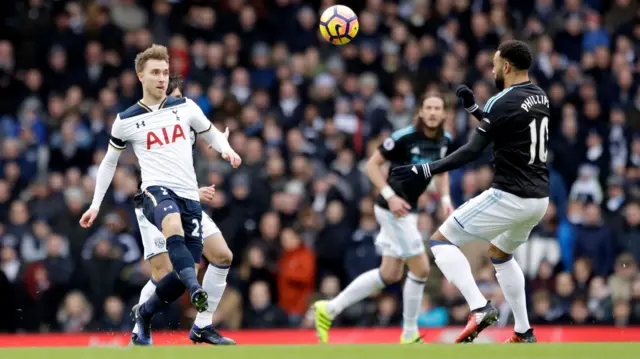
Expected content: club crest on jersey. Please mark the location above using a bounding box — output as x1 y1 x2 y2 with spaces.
383 138 395 150
146 124 187 149
411 146 420 155
136 121 146 128
172 109 180 121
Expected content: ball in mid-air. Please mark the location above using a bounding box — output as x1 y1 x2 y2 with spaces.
319 5 359 45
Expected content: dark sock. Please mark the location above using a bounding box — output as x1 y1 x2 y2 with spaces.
140 272 186 319
140 293 164 320
166 235 200 295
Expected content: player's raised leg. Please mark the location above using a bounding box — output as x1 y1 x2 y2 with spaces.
314 256 401 344
430 192 502 343
430 231 497 343
190 212 236 345
135 188 207 344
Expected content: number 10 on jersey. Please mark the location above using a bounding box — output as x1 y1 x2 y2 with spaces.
528 116 549 165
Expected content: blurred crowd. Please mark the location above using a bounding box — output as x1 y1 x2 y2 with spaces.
0 0 639 333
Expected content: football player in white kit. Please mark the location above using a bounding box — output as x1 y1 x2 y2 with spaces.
79 45 241 346
130 75 235 345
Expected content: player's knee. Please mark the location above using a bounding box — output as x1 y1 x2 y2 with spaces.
488 244 512 262
429 231 451 245
151 265 172 282
150 253 173 282
410 263 430 279
161 213 183 237
211 248 233 266
379 267 404 284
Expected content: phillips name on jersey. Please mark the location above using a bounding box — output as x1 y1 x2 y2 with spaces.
109 96 214 202
481 81 550 198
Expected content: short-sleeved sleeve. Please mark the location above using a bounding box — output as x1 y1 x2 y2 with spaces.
109 115 127 151
185 98 212 134
440 132 453 159
378 135 405 162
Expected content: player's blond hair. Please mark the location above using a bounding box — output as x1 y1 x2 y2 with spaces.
134 44 170 73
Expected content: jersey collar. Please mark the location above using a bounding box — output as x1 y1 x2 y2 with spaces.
510 80 532 88
137 97 168 112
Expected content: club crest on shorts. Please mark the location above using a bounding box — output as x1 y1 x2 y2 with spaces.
154 237 166 249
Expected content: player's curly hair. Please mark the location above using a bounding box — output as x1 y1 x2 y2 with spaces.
167 75 184 96
497 40 533 71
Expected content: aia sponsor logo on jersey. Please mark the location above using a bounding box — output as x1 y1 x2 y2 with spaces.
146 124 187 149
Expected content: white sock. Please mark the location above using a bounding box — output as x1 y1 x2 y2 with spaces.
431 243 487 310
402 272 426 340
494 257 530 333
133 280 157 334
326 269 385 319
194 264 229 328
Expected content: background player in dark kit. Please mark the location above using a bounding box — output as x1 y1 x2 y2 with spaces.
391 40 550 344
313 92 453 344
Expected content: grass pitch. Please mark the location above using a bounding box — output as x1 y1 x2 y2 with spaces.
2 343 640 359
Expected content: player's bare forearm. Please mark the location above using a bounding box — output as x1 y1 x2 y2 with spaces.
366 151 389 191
428 130 491 176
434 172 451 198
90 146 121 211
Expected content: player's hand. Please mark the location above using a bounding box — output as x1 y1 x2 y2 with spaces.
199 185 216 205
455 85 476 110
387 195 412 217
390 164 431 185
79 208 98 228
441 196 454 217
222 149 242 168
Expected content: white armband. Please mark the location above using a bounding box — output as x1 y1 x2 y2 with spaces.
381 186 396 200
441 195 452 205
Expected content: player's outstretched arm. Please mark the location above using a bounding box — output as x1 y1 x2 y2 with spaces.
390 130 491 185
186 98 241 168
79 145 122 228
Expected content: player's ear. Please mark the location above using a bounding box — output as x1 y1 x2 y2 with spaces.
137 72 144 83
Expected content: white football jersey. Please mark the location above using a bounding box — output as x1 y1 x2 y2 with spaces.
109 97 212 201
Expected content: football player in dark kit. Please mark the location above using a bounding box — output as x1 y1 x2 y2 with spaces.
391 40 550 344
313 92 454 344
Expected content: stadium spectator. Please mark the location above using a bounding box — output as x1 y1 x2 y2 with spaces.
276 227 315 323
243 280 289 329
573 202 615 276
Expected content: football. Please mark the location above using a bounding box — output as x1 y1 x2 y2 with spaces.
319 5 359 45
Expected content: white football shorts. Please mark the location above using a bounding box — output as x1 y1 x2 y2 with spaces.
136 208 221 260
439 188 549 254
374 205 425 259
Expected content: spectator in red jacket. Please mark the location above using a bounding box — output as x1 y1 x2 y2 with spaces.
277 227 315 324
